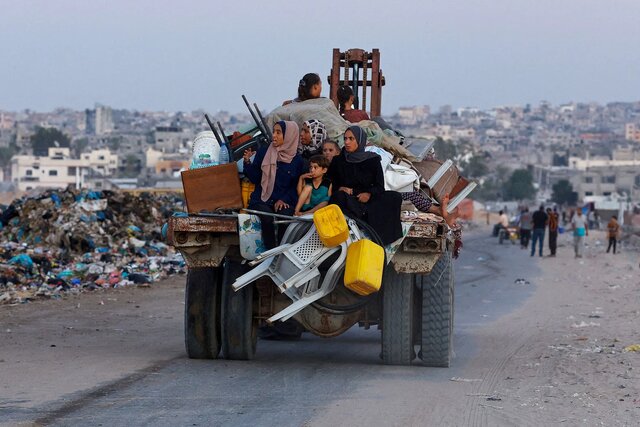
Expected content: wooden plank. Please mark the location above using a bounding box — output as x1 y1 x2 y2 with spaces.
370 49 381 117
346 48 366 63
335 80 375 87
180 163 243 213
329 48 341 110
170 216 238 233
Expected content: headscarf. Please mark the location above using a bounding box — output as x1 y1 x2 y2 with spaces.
343 125 380 163
298 119 326 154
261 120 299 202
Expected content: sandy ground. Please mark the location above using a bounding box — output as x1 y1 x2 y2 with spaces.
475 230 640 425
1 228 639 426
0 276 186 411
308 230 640 427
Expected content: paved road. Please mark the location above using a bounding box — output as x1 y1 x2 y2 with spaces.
2 229 542 426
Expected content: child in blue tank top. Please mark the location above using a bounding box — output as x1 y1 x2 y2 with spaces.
294 155 332 216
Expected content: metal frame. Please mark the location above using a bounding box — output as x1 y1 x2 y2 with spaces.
328 48 385 118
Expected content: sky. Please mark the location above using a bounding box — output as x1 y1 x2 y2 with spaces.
1 0 639 115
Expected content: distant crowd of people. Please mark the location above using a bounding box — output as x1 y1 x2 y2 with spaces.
496 205 621 258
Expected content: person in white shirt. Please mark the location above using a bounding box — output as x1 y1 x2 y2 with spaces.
499 210 509 228
571 209 589 258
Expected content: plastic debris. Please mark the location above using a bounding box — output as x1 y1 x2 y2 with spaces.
571 321 600 328
623 344 640 353
0 188 187 305
450 377 482 382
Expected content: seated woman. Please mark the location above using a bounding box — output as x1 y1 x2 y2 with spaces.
337 85 370 123
243 120 304 249
328 125 403 245
282 73 322 106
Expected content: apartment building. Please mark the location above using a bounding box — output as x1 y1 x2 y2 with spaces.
154 126 191 152
625 123 640 142
563 155 640 200
11 147 118 191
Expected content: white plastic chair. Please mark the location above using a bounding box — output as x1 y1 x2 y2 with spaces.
232 219 362 323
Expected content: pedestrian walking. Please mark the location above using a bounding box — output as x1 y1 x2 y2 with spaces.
571 209 589 258
519 207 532 249
606 215 619 254
530 205 548 257
588 209 596 230
547 207 559 257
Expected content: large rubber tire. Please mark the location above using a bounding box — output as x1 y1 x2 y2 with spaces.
221 258 258 360
381 267 416 365
419 252 454 367
184 267 221 359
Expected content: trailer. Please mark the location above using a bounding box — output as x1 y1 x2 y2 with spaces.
167 48 457 366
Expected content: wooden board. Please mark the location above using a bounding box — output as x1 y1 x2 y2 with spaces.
414 159 460 202
181 163 243 213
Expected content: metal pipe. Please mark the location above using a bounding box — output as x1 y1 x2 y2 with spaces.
352 63 360 109
243 209 313 222
192 211 239 218
217 121 230 144
242 95 270 140
204 113 223 147
253 103 273 140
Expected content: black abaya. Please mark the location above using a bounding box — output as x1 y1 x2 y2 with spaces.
327 154 403 245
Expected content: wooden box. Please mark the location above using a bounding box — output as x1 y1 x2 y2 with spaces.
181 163 243 213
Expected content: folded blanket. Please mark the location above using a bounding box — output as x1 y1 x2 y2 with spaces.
266 98 416 161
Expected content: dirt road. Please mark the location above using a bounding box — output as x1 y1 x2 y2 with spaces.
1 228 638 426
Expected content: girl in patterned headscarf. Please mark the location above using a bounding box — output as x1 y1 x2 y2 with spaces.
298 119 326 158
296 119 327 197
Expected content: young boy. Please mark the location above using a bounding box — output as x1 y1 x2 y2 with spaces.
294 155 332 216
322 140 341 164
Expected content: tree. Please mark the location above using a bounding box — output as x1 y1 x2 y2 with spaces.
503 169 535 201
433 137 456 160
473 177 502 201
462 155 489 179
30 127 70 156
72 137 89 158
0 146 16 167
551 179 578 206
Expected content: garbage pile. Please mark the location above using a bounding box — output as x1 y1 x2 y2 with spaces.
0 188 186 305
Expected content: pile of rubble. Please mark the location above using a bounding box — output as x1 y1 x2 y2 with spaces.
0 188 186 305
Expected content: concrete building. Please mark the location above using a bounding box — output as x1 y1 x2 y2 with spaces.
397 106 429 125
145 147 189 177
84 109 96 135
154 126 190 152
84 105 114 135
625 123 640 142
569 166 640 200
10 147 118 191
155 159 190 177
95 105 114 135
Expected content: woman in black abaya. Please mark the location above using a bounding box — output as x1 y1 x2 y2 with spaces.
327 125 403 245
